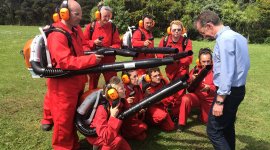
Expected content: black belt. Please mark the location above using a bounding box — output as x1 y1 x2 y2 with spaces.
216 85 245 90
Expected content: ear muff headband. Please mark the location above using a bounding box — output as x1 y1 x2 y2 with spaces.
107 84 119 100
60 0 70 21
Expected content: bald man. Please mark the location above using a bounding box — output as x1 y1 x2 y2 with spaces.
45 0 102 149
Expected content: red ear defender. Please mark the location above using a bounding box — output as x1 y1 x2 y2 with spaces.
121 74 130 84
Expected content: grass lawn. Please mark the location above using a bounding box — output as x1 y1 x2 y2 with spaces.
0 25 270 150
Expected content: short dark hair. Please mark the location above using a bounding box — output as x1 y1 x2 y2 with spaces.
146 67 160 76
198 48 212 59
142 14 154 21
195 10 221 28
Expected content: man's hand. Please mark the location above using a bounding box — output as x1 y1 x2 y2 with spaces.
95 54 104 64
200 83 210 92
110 103 120 118
143 40 152 47
94 39 103 46
126 96 134 104
212 95 225 116
145 87 151 95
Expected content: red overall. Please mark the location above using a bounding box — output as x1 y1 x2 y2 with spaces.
87 105 131 150
157 35 193 118
145 78 175 131
84 21 121 90
131 28 155 76
46 22 97 150
121 84 148 141
178 67 216 126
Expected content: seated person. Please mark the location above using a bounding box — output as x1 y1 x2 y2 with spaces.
177 48 216 132
121 70 148 141
86 76 131 150
142 67 175 131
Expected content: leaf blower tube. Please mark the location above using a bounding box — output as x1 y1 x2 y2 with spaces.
84 48 138 57
128 47 179 54
75 75 189 136
118 74 189 120
30 57 173 78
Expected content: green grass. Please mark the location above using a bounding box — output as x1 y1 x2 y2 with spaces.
0 25 270 150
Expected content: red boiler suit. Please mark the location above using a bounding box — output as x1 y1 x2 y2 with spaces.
83 21 121 90
131 28 155 76
121 84 148 141
87 104 131 150
157 35 193 118
178 66 216 126
46 22 97 150
145 78 175 131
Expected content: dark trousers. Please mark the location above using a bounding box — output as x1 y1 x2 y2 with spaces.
207 86 245 150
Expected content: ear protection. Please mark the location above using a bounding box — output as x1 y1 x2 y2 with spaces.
95 10 101 21
121 71 130 84
106 84 119 100
139 15 155 28
52 0 69 22
144 73 152 83
59 0 70 21
167 26 172 35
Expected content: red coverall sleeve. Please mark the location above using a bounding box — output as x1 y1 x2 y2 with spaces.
110 28 121 48
93 106 123 144
206 71 216 95
48 32 97 70
131 30 144 47
77 25 91 50
83 24 95 49
179 39 193 66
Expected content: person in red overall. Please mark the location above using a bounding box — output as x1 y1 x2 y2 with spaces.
121 70 148 141
131 14 155 76
45 1 103 149
86 76 131 150
177 48 216 132
142 67 175 131
83 6 121 90
157 20 193 119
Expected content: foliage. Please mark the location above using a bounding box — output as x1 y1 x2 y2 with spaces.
0 0 269 43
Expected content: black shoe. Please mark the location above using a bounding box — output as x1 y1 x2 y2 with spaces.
177 125 185 132
41 124 53 131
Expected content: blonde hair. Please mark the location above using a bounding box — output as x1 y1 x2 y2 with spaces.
170 20 183 29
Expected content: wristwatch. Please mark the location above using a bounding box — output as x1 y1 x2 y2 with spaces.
215 100 224 105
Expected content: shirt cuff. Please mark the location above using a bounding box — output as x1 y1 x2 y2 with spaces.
217 88 231 95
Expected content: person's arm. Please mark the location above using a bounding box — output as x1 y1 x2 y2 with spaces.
213 37 236 116
48 32 97 70
110 28 121 48
93 105 122 144
131 29 145 47
83 24 95 49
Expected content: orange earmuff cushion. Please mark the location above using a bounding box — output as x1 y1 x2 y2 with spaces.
139 20 143 28
95 10 101 20
121 74 130 84
107 88 119 100
60 8 69 21
53 13 60 23
144 74 151 83
167 26 171 35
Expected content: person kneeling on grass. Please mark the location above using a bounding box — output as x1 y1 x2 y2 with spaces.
86 76 131 150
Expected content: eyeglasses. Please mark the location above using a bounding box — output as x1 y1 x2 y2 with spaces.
172 28 182 32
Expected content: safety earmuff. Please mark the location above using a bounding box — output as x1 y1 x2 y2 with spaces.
106 84 119 100
52 6 60 23
59 0 70 21
121 72 130 84
95 10 101 21
139 15 155 28
167 26 171 35
144 74 151 83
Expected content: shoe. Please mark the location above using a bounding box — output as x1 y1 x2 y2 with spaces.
177 125 185 132
41 124 53 131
